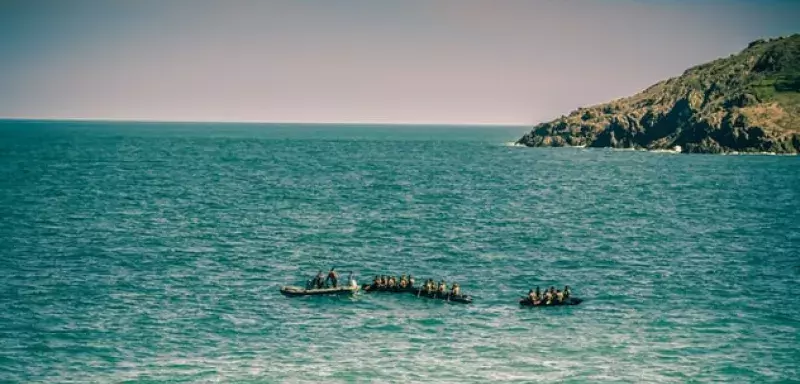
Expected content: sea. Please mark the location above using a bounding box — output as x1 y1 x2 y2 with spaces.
1 120 798 383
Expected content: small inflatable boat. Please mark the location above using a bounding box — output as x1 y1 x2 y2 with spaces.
361 284 473 304
414 289 473 304
361 284 416 293
519 297 583 307
280 285 359 297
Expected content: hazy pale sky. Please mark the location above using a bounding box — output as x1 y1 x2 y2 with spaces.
1 0 799 125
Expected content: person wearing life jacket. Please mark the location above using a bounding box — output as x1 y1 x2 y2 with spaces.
438 280 447 295
544 289 553 305
388 276 396 289
534 286 541 303
408 275 415 288
451 283 460 296
527 289 536 303
556 289 564 303
325 268 338 288
563 285 571 300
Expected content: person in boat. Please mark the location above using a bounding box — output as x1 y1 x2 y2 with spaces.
408 275 415 287
399 277 408 289
544 288 553 305
326 268 339 288
527 289 536 303
314 271 325 289
348 271 357 289
424 279 433 294
556 289 564 304
438 280 447 295
563 285 571 299
379 275 387 287
451 283 460 296
373 275 380 288
388 276 396 289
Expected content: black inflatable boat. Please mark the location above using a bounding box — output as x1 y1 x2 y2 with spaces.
361 284 473 304
519 297 583 307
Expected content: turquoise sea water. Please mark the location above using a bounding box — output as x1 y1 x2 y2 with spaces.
1 120 798 383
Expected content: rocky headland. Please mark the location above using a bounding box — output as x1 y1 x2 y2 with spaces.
517 34 800 154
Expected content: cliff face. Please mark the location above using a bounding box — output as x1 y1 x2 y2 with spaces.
517 35 800 154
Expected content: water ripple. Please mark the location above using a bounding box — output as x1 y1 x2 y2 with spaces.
0 122 798 382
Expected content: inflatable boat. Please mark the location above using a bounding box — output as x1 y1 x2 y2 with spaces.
362 284 472 304
519 297 583 307
280 285 359 297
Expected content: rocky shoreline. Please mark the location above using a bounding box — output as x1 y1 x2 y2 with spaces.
517 35 800 154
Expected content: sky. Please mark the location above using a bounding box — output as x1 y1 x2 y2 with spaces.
1 0 799 125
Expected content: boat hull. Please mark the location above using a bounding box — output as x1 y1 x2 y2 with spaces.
415 289 473 304
361 284 416 293
280 285 359 297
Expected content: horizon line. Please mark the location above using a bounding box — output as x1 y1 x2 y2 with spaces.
0 116 531 127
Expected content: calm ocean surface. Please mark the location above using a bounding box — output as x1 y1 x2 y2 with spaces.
1 120 798 383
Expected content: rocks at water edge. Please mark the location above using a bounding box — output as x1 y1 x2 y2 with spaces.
517 34 800 154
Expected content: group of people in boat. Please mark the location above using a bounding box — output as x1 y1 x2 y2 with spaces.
419 278 461 297
371 274 415 289
369 275 463 297
526 285 571 305
307 267 356 289
298 269 577 306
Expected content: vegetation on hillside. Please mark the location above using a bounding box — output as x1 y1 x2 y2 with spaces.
517 34 800 153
